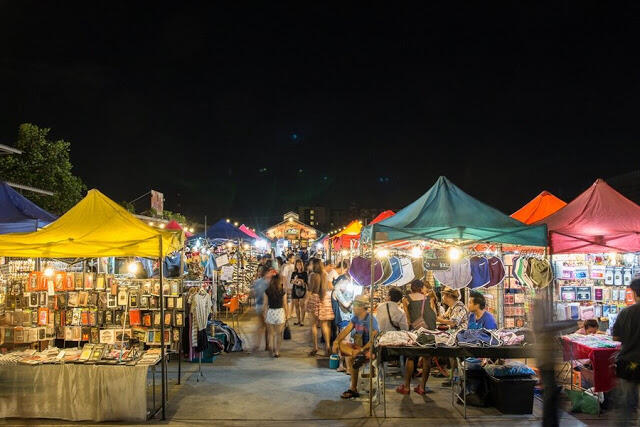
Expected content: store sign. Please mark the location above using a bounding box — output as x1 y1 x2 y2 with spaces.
423 249 450 270
150 190 164 215
286 228 299 235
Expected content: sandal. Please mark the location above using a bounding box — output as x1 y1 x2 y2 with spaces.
308 349 318 357
341 389 360 399
299 323 304 327
395 385 410 395
414 385 433 395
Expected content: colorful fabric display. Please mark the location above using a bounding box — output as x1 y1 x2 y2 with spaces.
468 256 490 289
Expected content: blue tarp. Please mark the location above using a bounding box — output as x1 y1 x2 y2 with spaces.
189 219 253 241
361 176 547 247
0 182 56 234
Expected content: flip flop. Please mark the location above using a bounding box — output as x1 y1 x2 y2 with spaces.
308 349 318 357
341 389 360 399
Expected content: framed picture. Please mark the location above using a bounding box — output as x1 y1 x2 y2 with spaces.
149 296 159 309
38 291 48 307
37 307 49 326
81 327 90 342
176 296 184 310
68 292 79 307
104 310 113 325
90 328 99 344
129 292 138 308
164 311 172 326
153 282 161 295
142 281 152 295
166 297 174 309
146 330 155 345
142 313 152 327
100 329 115 344
88 292 98 307
29 292 38 307
153 311 161 326
110 280 118 296
72 326 82 341
172 328 180 343
97 310 105 326
64 326 74 341
88 309 97 326
81 309 89 326
54 272 65 292
140 295 149 309
28 272 39 292
170 282 179 296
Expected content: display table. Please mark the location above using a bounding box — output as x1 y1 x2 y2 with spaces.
561 336 620 392
0 363 152 422
376 345 537 419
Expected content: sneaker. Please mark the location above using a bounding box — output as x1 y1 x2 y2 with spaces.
395 385 410 395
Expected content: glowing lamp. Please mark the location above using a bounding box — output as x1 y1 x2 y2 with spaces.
410 247 422 258
148 221 154 226
44 267 54 277
448 247 462 261
234 222 239 226
376 249 389 258
127 262 138 274
226 219 230 223
243 243 250 250
159 223 165 229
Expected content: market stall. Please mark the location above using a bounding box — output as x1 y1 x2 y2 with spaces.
533 179 640 400
0 182 56 233
0 189 183 422
360 176 548 416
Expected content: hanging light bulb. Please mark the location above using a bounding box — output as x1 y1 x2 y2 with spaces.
410 247 422 258
375 249 389 258
159 223 165 229
341 250 348 256
44 267 54 277
448 247 462 261
243 243 250 250
148 221 154 226
127 262 138 274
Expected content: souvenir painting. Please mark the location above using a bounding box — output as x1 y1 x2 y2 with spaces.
110 280 118 296
142 313 152 327
88 292 98 307
104 310 113 325
84 273 95 290
153 282 161 295
54 272 65 292
164 311 172 326
166 296 174 309
129 292 138 308
140 295 149 309
100 329 115 345
64 326 74 341
38 291 48 307
78 291 89 306
174 312 184 327
29 292 38 307
153 311 161 326
176 296 184 310
74 273 83 290
142 281 152 295
172 328 180 343
107 294 117 308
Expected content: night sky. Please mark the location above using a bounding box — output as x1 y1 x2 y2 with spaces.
1 2 639 229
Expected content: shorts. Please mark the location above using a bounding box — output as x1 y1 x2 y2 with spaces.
318 292 335 321
306 294 320 317
265 308 286 325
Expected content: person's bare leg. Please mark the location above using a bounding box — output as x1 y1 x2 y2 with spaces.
350 365 359 392
310 315 318 353
300 297 307 324
266 324 274 356
294 299 301 323
274 324 284 355
404 359 414 388
321 321 332 355
421 358 431 388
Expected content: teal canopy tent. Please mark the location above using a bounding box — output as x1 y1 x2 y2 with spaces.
361 176 547 247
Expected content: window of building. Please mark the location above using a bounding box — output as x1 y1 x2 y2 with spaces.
310 221 314 225
310 210 314 214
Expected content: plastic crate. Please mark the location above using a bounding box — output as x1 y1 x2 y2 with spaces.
487 375 537 414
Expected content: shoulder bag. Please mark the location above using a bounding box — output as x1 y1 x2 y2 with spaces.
386 303 401 330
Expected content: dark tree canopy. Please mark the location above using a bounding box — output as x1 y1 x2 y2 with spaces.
0 123 85 215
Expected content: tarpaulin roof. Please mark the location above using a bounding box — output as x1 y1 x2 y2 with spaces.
239 224 259 239
511 191 567 225
362 176 547 247
0 189 183 258
332 220 363 250
370 210 395 224
536 179 640 254
189 219 250 241
166 220 193 237
0 182 57 234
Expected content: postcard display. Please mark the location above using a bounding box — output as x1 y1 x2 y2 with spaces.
0 268 185 363
553 253 639 332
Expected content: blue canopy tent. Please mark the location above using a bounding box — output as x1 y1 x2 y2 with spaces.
188 219 253 242
361 176 547 247
0 182 56 234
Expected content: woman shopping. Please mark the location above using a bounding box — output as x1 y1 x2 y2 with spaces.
396 279 437 395
290 258 308 326
264 273 289 358
306 258 334 357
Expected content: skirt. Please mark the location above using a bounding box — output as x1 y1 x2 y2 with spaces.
265 308 286 325
306 294 320 318
318 292 335 321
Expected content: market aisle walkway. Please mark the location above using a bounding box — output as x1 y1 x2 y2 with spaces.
162 308 590 426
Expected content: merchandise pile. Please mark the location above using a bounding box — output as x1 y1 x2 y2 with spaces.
376 327 532 348
0 344 163 366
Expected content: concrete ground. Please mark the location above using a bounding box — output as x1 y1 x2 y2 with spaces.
0 308 615 426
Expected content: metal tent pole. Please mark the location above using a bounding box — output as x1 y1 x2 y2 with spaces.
159 236 166 420
369 239 375 416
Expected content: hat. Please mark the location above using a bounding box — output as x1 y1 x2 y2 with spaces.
353 295 370 308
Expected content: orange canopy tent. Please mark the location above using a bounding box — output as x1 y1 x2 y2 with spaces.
511 191 567 225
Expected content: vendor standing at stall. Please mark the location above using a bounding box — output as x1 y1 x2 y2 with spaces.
436 288 468 387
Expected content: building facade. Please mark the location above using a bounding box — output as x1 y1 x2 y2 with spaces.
263 212 321 249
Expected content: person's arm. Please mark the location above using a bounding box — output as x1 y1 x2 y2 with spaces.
332 322 354 353
358 329 378 356
335 284 352 310
263 292 269 318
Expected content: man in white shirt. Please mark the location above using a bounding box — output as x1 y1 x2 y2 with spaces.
281 254 296 320
325 261 339 284
375 287 408 332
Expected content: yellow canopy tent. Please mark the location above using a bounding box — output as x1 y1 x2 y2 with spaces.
0 189 183 258
331 220 363 250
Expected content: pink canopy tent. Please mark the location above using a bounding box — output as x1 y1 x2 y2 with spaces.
239 224 259 239
166 220 193 237
536 179 640 254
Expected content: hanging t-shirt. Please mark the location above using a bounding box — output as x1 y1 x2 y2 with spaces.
528 258 554 289
432 258 472 290
468 256 490 289
486 256 505 287
468 311 497 330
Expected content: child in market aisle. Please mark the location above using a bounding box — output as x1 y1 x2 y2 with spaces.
332 294 379 399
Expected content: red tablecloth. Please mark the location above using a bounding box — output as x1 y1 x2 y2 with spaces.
561 336 620 392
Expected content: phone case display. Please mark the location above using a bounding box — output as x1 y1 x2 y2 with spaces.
0 269 185 353
552 253 637 323
502 254 540 328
